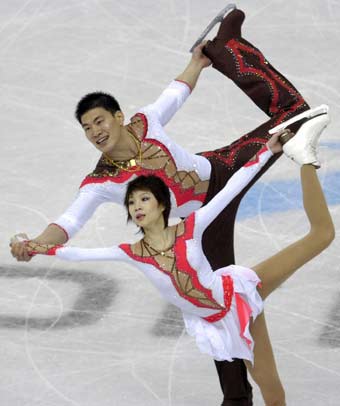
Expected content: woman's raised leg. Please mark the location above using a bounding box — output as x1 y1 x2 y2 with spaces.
253 114 335 298
253 164 334 299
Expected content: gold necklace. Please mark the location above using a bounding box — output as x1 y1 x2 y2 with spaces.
142 225 178 257
141 239 174 257
104 130 142 172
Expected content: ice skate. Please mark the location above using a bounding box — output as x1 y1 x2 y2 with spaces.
280 111 330 168
190 3 237 52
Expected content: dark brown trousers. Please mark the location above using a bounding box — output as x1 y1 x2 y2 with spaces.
198 10 309 406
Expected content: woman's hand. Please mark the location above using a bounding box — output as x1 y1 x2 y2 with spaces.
267 129 294 154
10 234 57 257
25 241 58 255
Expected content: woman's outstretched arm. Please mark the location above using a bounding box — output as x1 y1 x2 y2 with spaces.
193 132 283 233
18 240 126 263
253 164 335 299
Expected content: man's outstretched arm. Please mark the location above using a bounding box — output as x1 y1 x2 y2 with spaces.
146 43 211 127
10 224 67 262
10 188 110 262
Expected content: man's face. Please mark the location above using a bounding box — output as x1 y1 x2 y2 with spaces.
81 107 124 155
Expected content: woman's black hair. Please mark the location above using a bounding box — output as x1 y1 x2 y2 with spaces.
124 176 171 231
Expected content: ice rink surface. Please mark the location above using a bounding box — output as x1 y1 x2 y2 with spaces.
1 0 340 405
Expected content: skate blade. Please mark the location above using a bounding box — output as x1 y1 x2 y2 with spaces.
189 3 236 52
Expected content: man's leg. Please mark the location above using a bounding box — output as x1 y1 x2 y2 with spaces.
201 7 311 182
201 157 257 406
199 8 311 406
201 6 312 269
215 359 253 406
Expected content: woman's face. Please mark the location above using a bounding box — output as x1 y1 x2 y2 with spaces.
128 189 164 228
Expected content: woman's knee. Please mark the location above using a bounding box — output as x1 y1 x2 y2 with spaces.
309 224 335 253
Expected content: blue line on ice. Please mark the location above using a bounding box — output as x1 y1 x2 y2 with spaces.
237 171 339 220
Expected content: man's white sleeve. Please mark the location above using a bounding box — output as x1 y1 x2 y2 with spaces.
143 80 191 126
54 188 111 239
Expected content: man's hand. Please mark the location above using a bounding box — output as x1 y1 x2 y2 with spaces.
176 41 212 90
10 233 32 262
10 224 68 261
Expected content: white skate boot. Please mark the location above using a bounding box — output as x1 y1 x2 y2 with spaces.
190 3 236 52
279 111 330 168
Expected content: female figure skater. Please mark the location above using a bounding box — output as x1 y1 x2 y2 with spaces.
21 115 335 406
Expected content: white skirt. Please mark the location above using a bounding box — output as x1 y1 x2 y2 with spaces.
182 265 263 364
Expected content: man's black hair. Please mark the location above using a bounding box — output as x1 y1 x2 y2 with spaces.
75 92 121 122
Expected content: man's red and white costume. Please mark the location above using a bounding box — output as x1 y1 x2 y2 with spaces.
54 80 212 237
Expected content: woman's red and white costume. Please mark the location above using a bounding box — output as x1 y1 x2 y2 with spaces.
40 146 272 363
